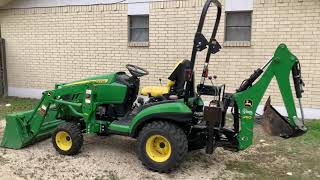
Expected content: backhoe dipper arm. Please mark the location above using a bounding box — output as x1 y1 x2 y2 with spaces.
234 44 307 150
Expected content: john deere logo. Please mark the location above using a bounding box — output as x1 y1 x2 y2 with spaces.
244 100 253 108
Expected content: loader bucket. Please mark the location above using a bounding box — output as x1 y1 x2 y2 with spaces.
261 97 305 138
1 110 63 149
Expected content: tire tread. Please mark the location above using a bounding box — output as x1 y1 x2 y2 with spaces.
137 121 188 172
52 122 83 155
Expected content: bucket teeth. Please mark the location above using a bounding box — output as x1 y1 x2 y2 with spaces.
261 97 294 138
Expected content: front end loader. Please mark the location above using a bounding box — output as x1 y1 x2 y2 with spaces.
1 0 307 172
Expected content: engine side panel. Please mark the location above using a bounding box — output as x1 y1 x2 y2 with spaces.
94 83 127 104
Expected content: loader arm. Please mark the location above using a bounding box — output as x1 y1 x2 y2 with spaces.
1 83 91 149
28 84 89 135
233 44 306 150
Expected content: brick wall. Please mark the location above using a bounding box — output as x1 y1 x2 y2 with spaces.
0 0 319 108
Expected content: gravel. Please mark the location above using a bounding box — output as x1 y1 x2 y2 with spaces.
0 120 243 180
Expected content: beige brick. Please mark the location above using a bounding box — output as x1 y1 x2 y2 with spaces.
0 0 319 108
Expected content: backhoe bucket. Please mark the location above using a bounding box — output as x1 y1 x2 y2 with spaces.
261 97 305 138
1 110 62 149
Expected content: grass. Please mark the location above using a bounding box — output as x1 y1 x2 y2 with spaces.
0 96 38 119
226 120 320 180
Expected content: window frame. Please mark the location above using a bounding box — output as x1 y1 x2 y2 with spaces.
224 10 252 43
128 15 149 46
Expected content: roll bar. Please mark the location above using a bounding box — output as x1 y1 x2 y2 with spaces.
184 0 222 102
196 0 222 36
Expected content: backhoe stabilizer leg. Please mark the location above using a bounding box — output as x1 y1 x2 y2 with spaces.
295 98 307 131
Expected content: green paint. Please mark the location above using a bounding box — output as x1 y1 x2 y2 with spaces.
0 110 62 149
93 83 127 103
234 44 301 150
106 101 192 134
1 73 121 149
129 102 192 133
108 124 130 133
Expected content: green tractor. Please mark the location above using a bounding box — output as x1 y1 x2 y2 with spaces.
1 0 307 172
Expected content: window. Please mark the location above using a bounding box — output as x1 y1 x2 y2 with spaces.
129 15 149 43
225 11 252 42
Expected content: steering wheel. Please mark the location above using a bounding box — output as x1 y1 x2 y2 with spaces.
126 64 149 77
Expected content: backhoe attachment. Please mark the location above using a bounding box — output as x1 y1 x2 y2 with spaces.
234 44 307 150
260 49 307 138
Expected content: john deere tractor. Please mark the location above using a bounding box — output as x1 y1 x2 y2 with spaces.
1 0 307 172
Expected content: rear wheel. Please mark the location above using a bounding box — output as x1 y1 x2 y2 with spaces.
52 122 83 155
137 121 188 172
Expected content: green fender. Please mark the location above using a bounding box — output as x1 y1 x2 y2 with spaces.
129 101 193 137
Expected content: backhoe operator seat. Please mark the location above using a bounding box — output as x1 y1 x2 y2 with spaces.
140 60 191 97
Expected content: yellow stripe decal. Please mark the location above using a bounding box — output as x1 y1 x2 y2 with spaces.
64 79 108 86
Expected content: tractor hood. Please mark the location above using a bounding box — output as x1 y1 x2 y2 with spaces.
56 73 118 88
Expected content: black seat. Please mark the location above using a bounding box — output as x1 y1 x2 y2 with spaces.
168 59 191 96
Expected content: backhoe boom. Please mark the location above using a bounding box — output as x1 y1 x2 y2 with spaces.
234 44 307 150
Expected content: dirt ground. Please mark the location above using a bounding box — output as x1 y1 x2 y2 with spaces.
0 119 319 180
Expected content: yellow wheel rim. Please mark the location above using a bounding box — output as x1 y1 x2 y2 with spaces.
146 135 171 163
55 131 72 151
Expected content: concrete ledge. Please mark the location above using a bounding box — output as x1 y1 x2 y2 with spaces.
8 87 44 99
256 105 320 120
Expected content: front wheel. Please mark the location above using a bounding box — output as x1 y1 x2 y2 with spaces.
52 122 83 155
137 121 188 172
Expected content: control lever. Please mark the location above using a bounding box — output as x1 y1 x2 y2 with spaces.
208 75 217 85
